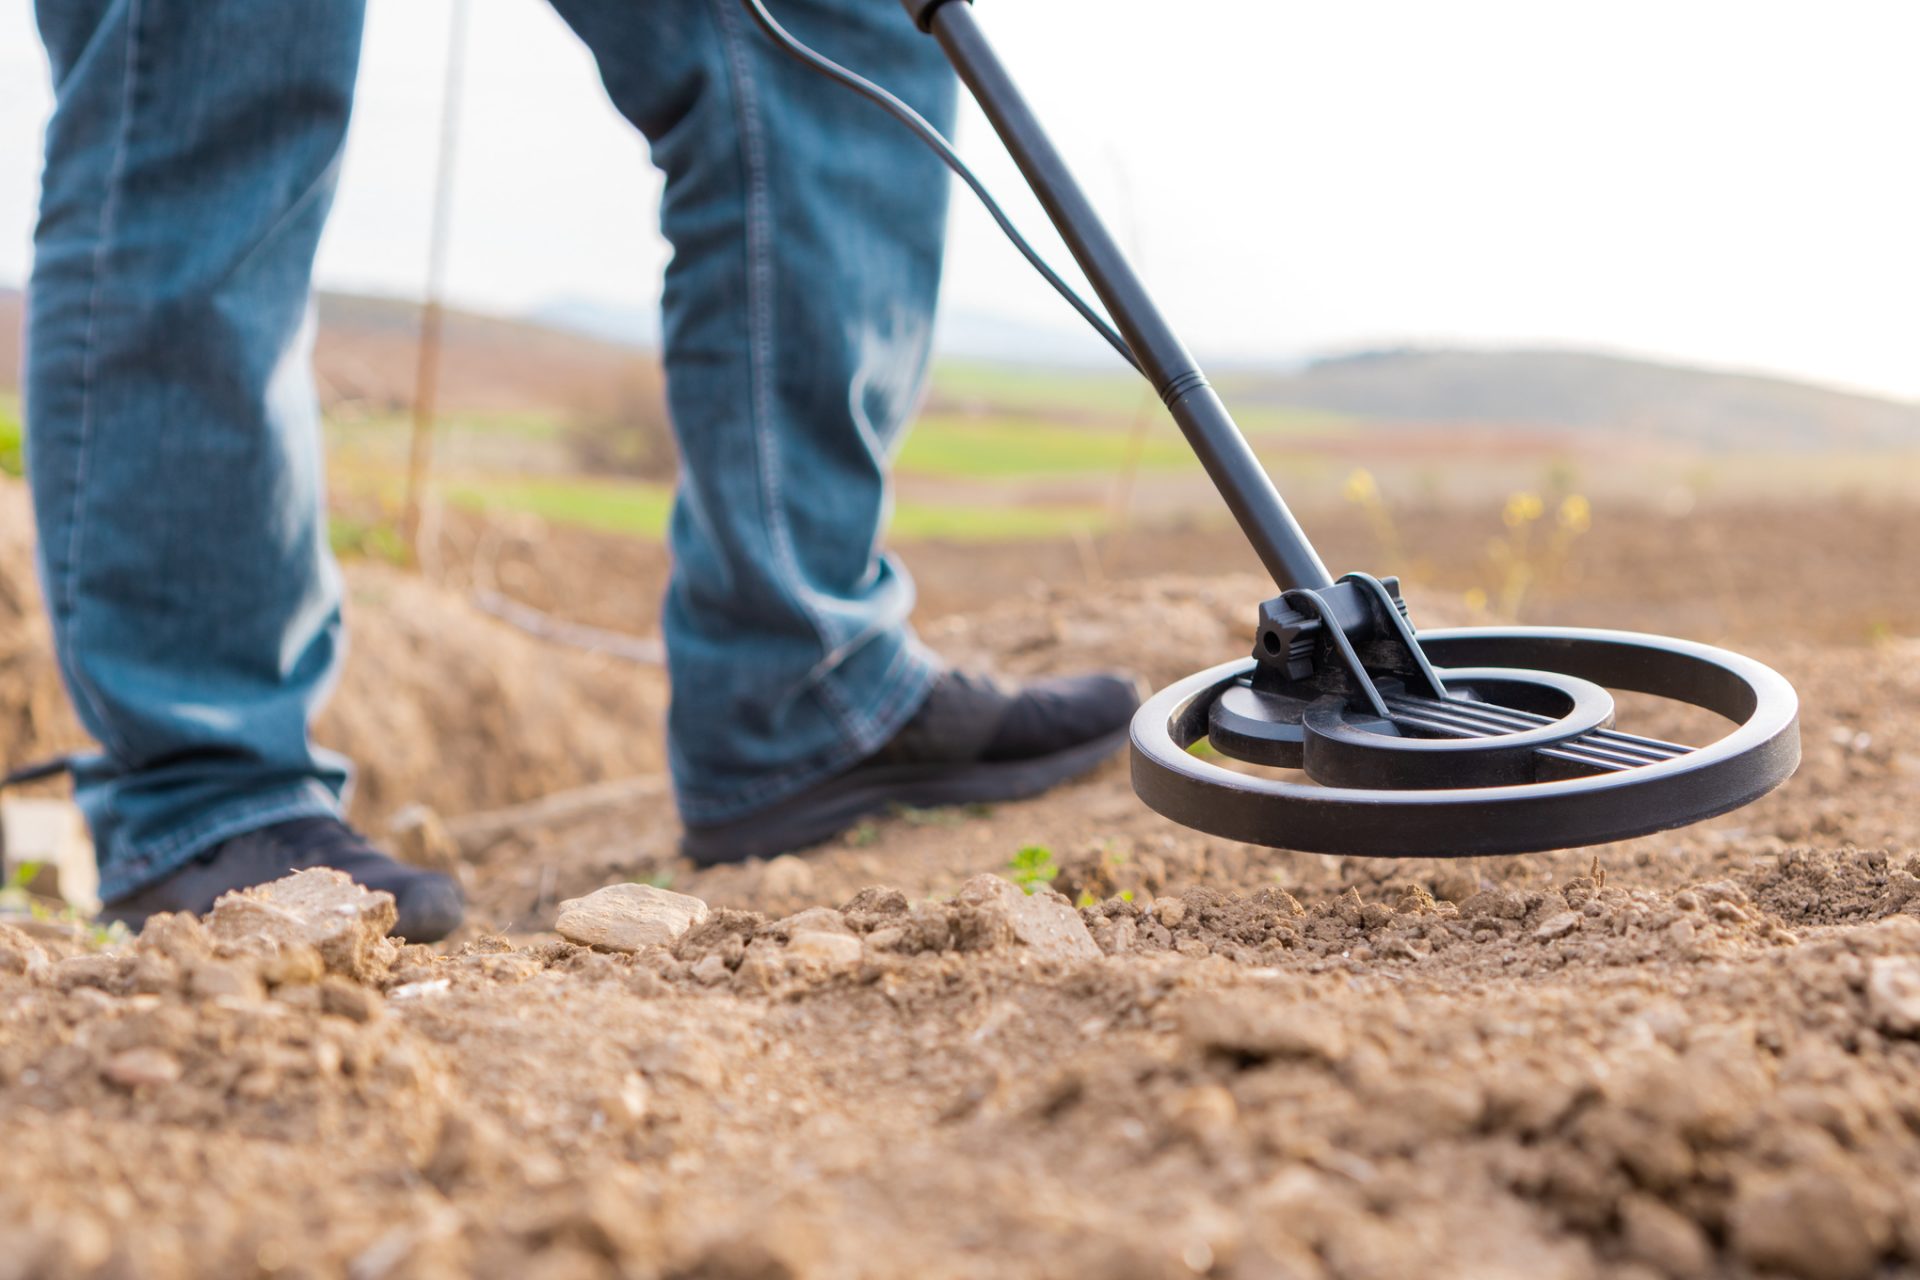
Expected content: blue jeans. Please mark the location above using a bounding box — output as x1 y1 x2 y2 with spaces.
26 0 955 901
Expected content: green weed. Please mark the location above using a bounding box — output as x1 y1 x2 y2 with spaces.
328 514 410 566
1007 845 1058 895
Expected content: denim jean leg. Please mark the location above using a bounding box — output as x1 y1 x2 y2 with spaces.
27 0 367 901
546 0 958 823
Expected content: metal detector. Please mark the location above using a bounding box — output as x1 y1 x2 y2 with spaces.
743 0 1800 856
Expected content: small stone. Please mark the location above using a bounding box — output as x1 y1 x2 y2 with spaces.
390 977 452 1001
691 953 730 985
760 854 814 898
387 804 461 873
1154 897 1189 928
137 912 214 965
555 883 710 953
1865 957 1920 1036
864 926 908 952
953 875 1101 963
206 869 397 979
188 960 264 1002
1534 911 1580 941
103 1047 182 1090
1618 1193 1712 1278
776 906 852 936
0 923 48 976
1092 915 1138 956
786 930 862 970
320 977 383 1023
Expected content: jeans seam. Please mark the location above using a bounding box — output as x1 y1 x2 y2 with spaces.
709 0 862 737
98 781 340 902
58 0 147 763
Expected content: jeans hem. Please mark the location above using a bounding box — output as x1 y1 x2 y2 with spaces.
675 640 942 826
96 780 342 903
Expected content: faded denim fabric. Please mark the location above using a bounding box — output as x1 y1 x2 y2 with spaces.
26 0 955 900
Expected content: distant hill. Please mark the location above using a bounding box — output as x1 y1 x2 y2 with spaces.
1218 347 1919 452
3 288 1915 452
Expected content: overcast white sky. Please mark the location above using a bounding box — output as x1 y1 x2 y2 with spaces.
3 0 1917 398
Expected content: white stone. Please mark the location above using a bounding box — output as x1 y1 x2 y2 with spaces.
1533 911 1580 941
206 869 396 979
555 883 710 953
1866 956 1920 1036
103 1047 182 1090
955 874 1101 963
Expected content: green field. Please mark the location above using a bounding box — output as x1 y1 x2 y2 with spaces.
897 413 1193 478
440 473 1109 543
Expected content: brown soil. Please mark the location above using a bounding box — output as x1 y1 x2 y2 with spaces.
2 485 1918 1279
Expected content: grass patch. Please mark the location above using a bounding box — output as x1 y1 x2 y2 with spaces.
0 394 22 477
897 413 1193 479
328 514 410 566
443 473 1107 543
890 500 1107 541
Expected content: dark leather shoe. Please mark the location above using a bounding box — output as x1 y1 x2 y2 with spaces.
98 816 465 943
681 670 1140 865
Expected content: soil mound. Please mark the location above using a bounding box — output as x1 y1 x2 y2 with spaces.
0 481 667 829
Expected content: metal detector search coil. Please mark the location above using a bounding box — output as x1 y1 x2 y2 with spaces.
742 0 1801 855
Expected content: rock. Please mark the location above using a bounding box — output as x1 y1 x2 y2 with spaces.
760 854 815 898
865 925 908 952
138 912 214 965
103 1047 182 1090
691 953 730 985
320 977 383 1023
954 875 1101 963
206 869 396 980
786 930 862 971
1865 956 1920 1036
1091 915 1138 956
775 906 851 937
1618 1193 1712 1278
1180 991 1349 1065
1728 1170 1891 1280
188 960 264 1002
1153 897 1189 928
0 923 48 976
387 804 460 873
555 883 710 953
1534 911 1580 941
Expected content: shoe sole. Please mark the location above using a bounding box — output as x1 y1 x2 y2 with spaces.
680 727 1130 866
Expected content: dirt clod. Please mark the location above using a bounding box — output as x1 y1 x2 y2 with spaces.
1727 1169 1895 1280
953 874 1101 963
204 868 397 980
